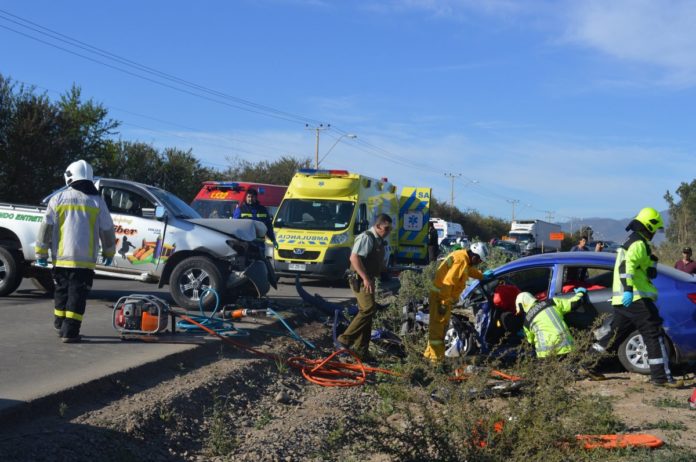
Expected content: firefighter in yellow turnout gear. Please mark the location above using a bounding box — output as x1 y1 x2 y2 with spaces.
424 243 492 361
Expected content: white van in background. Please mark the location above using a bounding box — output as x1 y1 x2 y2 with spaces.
431 218 465 245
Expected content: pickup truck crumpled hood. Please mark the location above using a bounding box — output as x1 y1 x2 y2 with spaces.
187 218 267 242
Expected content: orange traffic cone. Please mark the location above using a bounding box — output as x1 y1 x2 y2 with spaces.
688 388 696 410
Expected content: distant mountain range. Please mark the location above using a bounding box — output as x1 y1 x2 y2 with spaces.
557 211 669 245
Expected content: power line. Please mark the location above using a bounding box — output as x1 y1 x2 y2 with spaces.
0 10 453 180
11 77 297 163
0 9 319 126
0 10 567 218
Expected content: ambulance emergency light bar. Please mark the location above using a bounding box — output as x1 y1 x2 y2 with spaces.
203 181 241 191
298 168 350 176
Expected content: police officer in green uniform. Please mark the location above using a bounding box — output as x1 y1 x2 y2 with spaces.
337 213 393 360
594 207 682 387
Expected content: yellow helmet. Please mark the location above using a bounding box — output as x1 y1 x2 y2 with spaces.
634 207 664 234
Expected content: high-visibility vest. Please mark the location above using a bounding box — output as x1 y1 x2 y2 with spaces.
522 292 582 357
612 233 658 305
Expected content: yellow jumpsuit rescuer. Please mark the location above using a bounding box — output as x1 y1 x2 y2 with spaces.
424 242 492 361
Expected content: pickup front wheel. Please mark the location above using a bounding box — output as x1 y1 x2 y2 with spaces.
0 247 22 296
169 256 223 310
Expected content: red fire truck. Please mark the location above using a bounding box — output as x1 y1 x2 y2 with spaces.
191 181 287 219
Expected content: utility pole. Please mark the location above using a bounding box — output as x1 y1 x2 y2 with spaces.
544 210 555 222
507 199 520 223
306 123 330 169
444 173 461 221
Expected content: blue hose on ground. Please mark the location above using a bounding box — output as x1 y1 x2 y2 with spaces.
175 288 315 347
176 288 249 337
266 307 315 349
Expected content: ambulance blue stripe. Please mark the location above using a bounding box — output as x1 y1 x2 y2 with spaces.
399 191 417 215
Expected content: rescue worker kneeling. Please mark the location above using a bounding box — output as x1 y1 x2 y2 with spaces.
424 242 492 362
516 289 604 379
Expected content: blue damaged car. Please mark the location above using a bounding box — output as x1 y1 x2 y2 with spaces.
459 252 696 374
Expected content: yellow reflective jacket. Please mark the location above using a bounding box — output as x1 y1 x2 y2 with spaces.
432 250 483 305
35 188 116 269
522 292 584 358
612 233 658 305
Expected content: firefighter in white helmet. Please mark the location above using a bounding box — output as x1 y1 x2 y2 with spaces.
515 290 583 358
424 242 493 361
35 160 116 343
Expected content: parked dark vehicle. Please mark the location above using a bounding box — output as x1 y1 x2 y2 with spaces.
493 240 521 258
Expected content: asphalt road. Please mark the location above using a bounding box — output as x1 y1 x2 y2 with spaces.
0 275 352 416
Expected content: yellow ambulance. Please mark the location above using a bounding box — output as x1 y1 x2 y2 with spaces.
271 168 430 279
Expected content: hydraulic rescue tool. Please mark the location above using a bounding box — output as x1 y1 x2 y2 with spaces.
113 294 175 336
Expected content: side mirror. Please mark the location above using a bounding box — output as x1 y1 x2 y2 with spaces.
359 219 369 233
155 206 167 220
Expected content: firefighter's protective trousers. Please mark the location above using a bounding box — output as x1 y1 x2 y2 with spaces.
53 267 94 338
423 293 452 361
598 299 671 382
423 250 483 361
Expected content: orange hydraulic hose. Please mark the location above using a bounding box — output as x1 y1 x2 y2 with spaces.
177 312 398 387
177 311 520 387
450 367 524 382
287 349 400 387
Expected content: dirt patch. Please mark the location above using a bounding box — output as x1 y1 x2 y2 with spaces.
1 318 695 461
0 322 385 461
577 369 696 451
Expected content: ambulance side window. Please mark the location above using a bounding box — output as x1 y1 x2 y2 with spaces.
101 187 154 218
355 204 368 234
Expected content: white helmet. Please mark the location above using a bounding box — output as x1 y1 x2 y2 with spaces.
469 242 490 262
64 159 94 186
515 292 537 315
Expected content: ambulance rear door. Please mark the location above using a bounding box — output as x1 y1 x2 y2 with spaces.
397 187 431 264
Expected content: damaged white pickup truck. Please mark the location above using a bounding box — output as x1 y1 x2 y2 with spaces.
0 178 276 309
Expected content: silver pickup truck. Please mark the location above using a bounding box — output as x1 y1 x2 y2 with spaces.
0 178 276 309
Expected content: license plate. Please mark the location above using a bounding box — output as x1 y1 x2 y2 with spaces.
289 263 306 271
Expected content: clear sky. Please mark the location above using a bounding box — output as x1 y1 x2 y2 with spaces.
1 1 694 222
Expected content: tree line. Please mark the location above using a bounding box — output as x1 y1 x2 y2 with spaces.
0 75 307 204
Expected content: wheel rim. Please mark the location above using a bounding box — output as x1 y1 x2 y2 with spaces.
0 258 7 283
445 328 470 356
625 334 649 371
178 268 212 302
